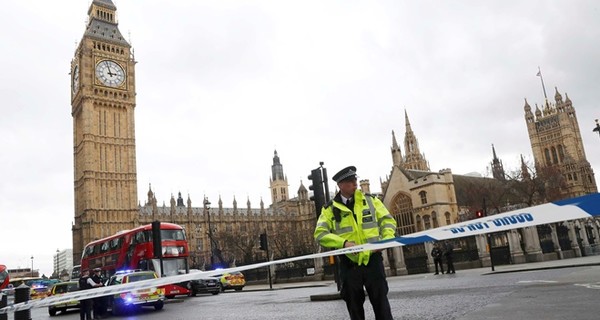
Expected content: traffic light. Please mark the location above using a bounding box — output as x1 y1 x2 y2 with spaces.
308 168 326 217
475 210 485 218
152 220 162 258
259 233 268 251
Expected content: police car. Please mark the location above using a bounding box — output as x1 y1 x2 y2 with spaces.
47 281 80 316
106 270 165 315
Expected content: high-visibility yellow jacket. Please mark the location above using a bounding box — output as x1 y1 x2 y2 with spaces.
314 190 397 265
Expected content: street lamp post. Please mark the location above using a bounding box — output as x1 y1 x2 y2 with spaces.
204 197 215 268
593 119 600 139
30 256 34 277
55 249 60 279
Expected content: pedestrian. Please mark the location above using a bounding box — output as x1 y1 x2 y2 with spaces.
431 242 444 275
444 240 456 274
78 269 94 320
314 166 397 320
91 268 106 319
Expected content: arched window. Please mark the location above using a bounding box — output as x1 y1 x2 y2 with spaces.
551 146 558 164
431 211 438 228
544 148 551 165
390 193 415 235
423 215 431 230
445 212 451 225
557 145 565 162
416 215 422 232
419 191 428 205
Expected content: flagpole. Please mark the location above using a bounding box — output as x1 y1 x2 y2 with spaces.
537 66 548 103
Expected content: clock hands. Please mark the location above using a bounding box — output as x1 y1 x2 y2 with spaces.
104 61 115 77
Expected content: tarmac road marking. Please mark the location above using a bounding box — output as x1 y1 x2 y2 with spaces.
574 283 600 289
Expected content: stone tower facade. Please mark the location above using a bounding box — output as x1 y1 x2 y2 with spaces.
71 0 139 262
270 150 289 203
524 87 597 199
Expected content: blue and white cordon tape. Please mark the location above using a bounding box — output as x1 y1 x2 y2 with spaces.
1 192 599 314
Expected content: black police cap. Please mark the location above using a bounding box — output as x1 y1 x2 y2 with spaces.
332 166 357 183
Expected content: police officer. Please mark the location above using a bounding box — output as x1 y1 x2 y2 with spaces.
431 242 444 275
314 166 397 320
78 269 94 320
444 240 456 274
91 268 106 319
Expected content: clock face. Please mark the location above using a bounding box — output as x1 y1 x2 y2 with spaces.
72 65 80 93
95 60 126 87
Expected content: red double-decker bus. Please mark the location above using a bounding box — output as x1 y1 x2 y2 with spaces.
0 264 9 290
80 222 190 297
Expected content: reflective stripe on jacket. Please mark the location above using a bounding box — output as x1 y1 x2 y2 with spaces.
314 190 397 265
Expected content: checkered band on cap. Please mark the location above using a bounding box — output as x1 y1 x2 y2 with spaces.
333 166 357 183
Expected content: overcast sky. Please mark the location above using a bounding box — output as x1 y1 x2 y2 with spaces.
1 0 599 276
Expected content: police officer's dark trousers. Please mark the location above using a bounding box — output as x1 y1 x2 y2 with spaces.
79 299 92 320
339 252 393 320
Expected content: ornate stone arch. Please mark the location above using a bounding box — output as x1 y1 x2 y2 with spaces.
389 192 415 235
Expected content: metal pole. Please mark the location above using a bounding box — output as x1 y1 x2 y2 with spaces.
321 163 330 203
537 66 548 102
483 198 495 271
263 230 273 290
30 256 34 278
205 198 215 268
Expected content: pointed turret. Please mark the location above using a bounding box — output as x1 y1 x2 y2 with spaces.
391 130 403 166
490 144 506 181
554 87 563 104
269 150 289 204
402 110 430 171
524 98 531 112
520 154 531 180
564 93 573 108
147 183 154 206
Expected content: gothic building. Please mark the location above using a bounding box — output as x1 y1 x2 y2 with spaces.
136 152 316 268
524 87 597 198
383 111 460 237
71 0 139 262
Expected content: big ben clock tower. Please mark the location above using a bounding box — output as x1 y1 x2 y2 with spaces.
71 0 139 262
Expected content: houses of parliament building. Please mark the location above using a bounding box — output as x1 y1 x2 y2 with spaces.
71 0 598 274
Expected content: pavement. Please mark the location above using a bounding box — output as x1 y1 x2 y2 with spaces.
241 254 600 300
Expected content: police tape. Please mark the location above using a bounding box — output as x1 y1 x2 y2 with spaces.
1 192 598 314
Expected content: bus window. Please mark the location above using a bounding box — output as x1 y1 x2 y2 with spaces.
134 232 146 244
161 229 186 241
101 242 110 253
84 245 95 257
111 237 123 250
71 265 81 280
